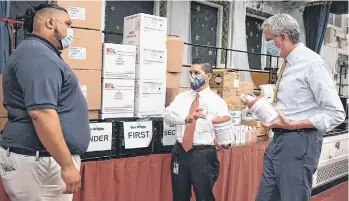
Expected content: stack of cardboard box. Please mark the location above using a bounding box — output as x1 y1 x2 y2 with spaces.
165 36 184 107
100 44 136 119
123 13 168 117
210 69 241 109
57 1 103 120
0 75 7 131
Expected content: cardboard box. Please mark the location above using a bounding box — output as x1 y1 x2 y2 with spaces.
213 88 239 100
165 88 179 107
89 110 99 120
100 113 134 119
251 72 269 88
240 81 254 94
56 1 102 30
210 70 240 88
241 120 262 128
102 43 136 79
135 79 166 115
0 117 7 131
123 13 167 48
166 36 184 73
136 46 167 80
101 79 135 116
61 29 102 70
73 70 101 110
0 75 7 116
166 73 180 88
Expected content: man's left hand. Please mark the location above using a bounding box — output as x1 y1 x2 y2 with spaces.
215 140 231 150
262 109 294 130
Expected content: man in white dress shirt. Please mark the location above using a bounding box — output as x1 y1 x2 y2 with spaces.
255 14 345 201
163 62 230 201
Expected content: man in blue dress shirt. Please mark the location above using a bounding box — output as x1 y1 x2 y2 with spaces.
255 14 346 201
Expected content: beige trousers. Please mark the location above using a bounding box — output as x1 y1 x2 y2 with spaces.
0 146 81 201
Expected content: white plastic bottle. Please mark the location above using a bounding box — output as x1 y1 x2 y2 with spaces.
240 93 278 124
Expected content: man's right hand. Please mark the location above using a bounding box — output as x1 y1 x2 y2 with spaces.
185 108 207 123
61 164 81 194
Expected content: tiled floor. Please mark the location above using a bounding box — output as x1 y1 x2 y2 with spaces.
311 182 348 201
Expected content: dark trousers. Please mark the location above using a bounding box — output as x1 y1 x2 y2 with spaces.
171 142 220 201
255 130 323 201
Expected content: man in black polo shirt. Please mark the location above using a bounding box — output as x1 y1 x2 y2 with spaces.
0 4 90 201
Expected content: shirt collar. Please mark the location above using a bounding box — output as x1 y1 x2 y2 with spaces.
286 42 304 66
190 87 211 98
25 34 61 56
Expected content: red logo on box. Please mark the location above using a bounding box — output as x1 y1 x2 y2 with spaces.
106 48 116 55
105 83 116 89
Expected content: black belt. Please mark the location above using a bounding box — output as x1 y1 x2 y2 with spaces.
272 128 317 134
0 144 51 157
176 141 215 150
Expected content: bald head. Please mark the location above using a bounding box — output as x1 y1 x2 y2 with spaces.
29 4 71 50
33 8 69 32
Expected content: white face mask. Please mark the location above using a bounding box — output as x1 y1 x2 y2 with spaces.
60 28 74 49
265 40 281 57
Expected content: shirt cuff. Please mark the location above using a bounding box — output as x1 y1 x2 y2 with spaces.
308 115 324 132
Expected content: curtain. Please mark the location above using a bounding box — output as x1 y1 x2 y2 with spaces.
303 1 332 54
190 1 218 67
330 1 348 15
0 0 10 74
167 1 191 88
228 1 252 82
245 16 264 70
104 1 155 44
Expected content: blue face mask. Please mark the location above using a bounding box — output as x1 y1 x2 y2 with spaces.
190 75 206 91
265 40 281 57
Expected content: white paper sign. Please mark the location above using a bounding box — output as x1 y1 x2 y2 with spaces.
87 122 113 152
68 6 86 20
123 121 153 149
69 47 86 60
163 122 176 146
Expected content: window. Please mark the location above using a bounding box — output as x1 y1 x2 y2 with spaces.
328 13 345 30
345 15 349 34
190 1 222 67
245 16 264 70
335 14 342 28
104 1 159 44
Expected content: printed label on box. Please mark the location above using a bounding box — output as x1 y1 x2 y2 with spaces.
140 82 164 94
80 85 87 98
123 121 153 149
141 48 166 63
102 79 135 114
69 47 86 60
233 79 240 88
163 122 176 146
68 6 86 20
87 122 113 152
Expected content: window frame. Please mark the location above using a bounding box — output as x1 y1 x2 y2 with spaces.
190 1 223 67
327 13 346 32
245 13 268 69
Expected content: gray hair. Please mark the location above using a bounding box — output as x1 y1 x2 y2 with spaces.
262 14 301 44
